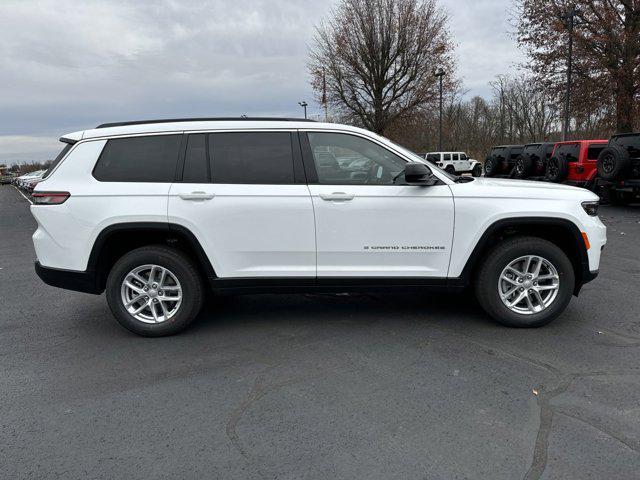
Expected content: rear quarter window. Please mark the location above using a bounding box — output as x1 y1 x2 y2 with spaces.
93 135 182 182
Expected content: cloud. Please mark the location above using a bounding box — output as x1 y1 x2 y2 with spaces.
0 0 521 164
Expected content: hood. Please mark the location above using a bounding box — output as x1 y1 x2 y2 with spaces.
449 177 599 201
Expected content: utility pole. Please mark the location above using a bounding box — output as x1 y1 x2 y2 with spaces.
434 68 446 151
298 101 308 119
561 6 579 141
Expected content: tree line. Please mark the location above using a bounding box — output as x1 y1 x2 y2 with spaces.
309 0 640 160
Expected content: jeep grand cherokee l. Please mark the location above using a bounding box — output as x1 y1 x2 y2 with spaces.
31 118 606 336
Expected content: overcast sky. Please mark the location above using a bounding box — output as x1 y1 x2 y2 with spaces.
0 0 523 164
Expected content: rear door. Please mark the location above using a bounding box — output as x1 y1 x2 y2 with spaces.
168 131 316 278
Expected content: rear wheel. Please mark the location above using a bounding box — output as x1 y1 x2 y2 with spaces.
445 165 456 175
484 157 497 177
475 236 575 328
106 246 205 336
545 156 568 182
514 155 533 178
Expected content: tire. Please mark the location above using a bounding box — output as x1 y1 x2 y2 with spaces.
445 165 456 175
105 245 205 336
602 188 632 206
514 155 533 178
484 157 497 177
597 146 631 181
472 164 483 177
475 236 575 328
545 156 568 182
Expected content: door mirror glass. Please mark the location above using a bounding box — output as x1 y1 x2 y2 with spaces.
404 163 435 185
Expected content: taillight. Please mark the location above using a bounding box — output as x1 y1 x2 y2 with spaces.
32 192 70 205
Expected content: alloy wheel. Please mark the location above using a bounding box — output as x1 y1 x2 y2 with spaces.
498 255 560 315
120 264 182 323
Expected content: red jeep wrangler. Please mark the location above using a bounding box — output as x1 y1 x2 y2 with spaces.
545 140 607 187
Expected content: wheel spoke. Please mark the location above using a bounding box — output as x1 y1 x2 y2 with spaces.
159 268 167 287
149 266 157 284
161 294 182 302
533 290 545 308
524 256 533 274
537 274 558 281
124 281 143 293
525 292 536 312
533 257 543 276
501 285 519 299
131 301 149 315
501 274 519 286
159 300 170 319
537 284 558 291
506 266 523 277
508 291 527 307
125 294 145 307
150 302 159 322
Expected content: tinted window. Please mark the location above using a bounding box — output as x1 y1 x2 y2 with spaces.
460 153 467 160
426 153 440 163
183 134 209 182
542 144 555 159
42 143 72 179
443 153 452 161
587 145 605 160
555 144 580 162
307 132 407 185
209 132 293 184
93 135 181 182
612 135 640 157
509 147 523 160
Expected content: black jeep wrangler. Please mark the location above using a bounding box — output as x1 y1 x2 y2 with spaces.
484 145 523 177
513 142 555 179
596 133 640 205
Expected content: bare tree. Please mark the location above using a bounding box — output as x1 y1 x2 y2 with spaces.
514 0 640 133
308 0 456 134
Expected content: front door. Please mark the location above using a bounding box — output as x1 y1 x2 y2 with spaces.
168 131 316 278
302 131 454 278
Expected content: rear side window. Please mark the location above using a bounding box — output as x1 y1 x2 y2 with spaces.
587 145 605 160
443 153 451 161
208 132 294 184
509 148 523 160
555 144 580 162
93 135 182 182
42 143 73 179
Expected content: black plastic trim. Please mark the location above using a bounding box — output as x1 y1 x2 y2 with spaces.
96 117 315 129
35 261 101 294
458 217 593 293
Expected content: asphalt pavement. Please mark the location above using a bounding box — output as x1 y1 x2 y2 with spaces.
1 185 639 479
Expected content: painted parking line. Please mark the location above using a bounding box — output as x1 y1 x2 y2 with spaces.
12 185 33 205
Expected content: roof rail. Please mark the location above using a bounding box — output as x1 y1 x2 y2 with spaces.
96 117 316 129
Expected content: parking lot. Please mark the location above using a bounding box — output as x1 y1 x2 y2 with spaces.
1 184 639 479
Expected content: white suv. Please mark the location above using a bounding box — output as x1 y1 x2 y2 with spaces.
425 151 482 177
31 118 606 336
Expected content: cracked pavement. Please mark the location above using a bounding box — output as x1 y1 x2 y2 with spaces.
1 186 639 479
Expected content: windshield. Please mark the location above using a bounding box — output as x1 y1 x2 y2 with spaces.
383 137 458 181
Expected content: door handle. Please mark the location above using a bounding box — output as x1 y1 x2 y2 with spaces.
178 191 215 201
319 192 355 201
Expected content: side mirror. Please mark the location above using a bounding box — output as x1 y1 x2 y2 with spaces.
404 163 436 186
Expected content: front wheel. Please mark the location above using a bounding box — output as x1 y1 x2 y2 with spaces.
475 236 575 328
471 164 482 177
106 245 205 336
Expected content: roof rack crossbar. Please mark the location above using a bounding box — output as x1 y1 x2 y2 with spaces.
96 117 316 129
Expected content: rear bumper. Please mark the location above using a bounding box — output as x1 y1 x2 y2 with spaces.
35 261 102 294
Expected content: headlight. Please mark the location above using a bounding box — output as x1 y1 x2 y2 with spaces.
581 201 599 216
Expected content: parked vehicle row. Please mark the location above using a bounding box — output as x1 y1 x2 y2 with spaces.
12 170 47 192
483 133 640 205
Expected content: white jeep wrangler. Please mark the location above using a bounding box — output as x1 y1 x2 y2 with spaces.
425 151 483 177
31 118 606 336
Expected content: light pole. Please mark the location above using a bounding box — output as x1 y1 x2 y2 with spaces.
561 6 579 141
298 101 308 119
434 68 446 151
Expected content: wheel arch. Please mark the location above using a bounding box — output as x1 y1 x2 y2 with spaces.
88 222 216 292
457 217 590 295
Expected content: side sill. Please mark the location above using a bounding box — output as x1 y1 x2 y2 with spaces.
35 261 103 295
208 276 466 295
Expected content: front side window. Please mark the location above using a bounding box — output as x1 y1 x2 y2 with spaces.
93 134 182 182
209 132 294 184
460 153 467 160
443 153 452 161
307 132 407 185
